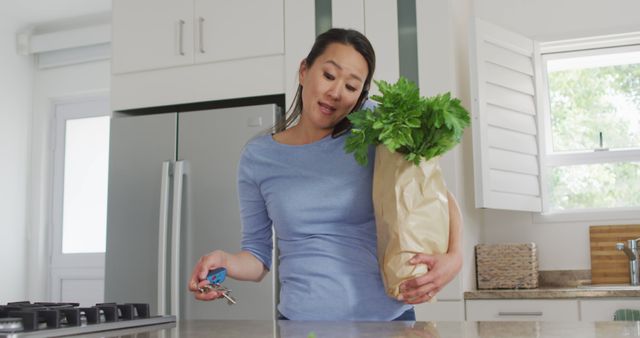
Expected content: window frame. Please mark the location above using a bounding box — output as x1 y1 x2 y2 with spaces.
536 38 640 217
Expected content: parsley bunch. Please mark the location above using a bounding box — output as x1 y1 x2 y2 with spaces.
345 77 470 165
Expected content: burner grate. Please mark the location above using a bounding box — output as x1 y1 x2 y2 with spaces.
0 301 152 333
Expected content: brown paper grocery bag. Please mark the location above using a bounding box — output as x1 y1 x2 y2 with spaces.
372 145 450 298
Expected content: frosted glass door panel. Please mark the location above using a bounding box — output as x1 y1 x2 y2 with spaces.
62 116 110 253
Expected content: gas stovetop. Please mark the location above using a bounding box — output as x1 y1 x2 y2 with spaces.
0 302 175 337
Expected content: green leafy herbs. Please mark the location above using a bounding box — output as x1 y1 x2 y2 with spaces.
345 77 471 165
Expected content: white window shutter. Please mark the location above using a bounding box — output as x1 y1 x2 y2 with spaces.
469 19 542 212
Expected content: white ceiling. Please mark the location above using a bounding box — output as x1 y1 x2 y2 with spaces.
1 0 111 27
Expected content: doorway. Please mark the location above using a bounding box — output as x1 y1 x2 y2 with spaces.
50 96 110 306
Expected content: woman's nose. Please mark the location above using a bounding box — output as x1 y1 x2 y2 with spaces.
327 84 342 100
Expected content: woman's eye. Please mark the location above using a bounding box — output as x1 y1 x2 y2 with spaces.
323 72 335 80
346 85 357 92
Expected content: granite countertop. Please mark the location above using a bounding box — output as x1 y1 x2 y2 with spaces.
90 320 640 338
466 270 640 299
465 285 640 300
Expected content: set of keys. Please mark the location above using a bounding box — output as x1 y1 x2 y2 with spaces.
198 267 237 305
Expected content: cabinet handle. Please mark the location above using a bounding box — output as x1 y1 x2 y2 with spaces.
198 17 205 53
177 19 185 56
498 311 543 316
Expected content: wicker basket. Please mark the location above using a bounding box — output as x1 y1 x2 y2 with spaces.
475 243 539 289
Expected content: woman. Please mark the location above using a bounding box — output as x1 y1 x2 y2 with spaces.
188 28 463 321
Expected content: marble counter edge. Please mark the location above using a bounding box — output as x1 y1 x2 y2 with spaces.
146 320 640 338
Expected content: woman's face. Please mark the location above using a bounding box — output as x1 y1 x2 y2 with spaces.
298 43 368 132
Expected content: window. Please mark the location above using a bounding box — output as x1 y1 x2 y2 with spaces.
469 18 640 216
540 46 640 212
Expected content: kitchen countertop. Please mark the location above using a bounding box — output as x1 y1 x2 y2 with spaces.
465 285 640 299
83 320 640 338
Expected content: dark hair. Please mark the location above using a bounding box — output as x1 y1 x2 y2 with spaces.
275 28 376 137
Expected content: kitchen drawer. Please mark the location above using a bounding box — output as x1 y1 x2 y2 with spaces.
466 299 579 321
580 299 640 321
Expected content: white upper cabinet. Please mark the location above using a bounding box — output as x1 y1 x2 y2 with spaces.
331 0 364 33
468 18 543 212
194 0 284 64
112 0 194 74
330 0 399 96
112 0 284 75
362 0 399 91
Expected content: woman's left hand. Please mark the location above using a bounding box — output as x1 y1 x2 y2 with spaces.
397 251 463 304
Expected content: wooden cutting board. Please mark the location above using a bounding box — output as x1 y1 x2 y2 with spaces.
589 224 640 284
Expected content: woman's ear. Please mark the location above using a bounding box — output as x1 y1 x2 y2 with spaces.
298 59 308 85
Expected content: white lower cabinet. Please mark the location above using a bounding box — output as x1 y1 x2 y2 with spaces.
580 299 640 321
415 300 465 321
414 273 465 320
465 300 580 321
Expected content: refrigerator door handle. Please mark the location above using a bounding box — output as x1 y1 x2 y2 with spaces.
170 160 188 318
157 161 172 315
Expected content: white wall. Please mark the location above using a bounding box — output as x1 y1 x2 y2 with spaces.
28 59 110 301
417 0 481 296
449 0 484 294
0 16 32 303
471 0 640 271
482 211 640 270
474 0 640 41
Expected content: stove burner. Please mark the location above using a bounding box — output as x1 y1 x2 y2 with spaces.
0 318 24 333
0 302 151 333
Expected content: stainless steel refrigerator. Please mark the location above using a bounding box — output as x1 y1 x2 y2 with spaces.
104 104 279 320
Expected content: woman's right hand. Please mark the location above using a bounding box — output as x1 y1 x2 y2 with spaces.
188 250 229 301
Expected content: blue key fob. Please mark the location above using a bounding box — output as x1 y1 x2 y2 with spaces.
206 267 227 285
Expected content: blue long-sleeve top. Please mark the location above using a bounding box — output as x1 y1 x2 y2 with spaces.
237 130 411 320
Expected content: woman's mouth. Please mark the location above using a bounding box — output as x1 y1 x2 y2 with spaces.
318 102 336 115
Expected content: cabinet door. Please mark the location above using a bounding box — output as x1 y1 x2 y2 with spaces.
112 0 194 74
466 300 580 321
581 299 640 321
194 0 284 64
415 300 464 321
